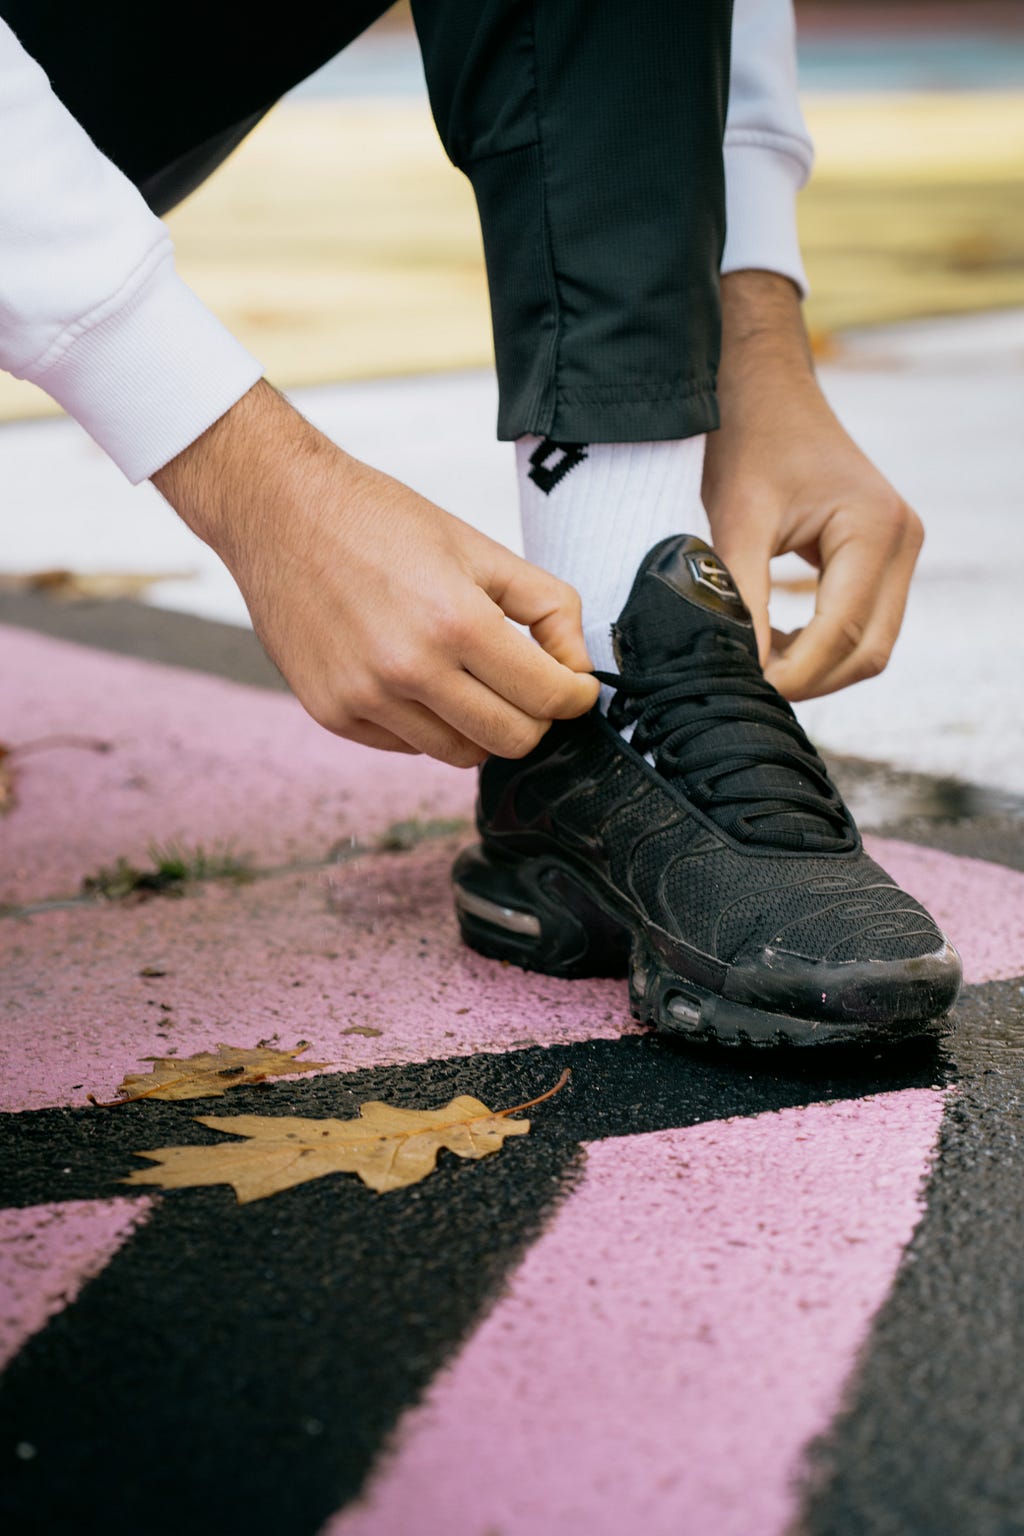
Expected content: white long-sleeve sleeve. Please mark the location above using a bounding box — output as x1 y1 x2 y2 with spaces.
0 18 262 483
722 0 814 294
0 7 810 485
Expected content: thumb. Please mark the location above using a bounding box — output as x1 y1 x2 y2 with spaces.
713 529 773 668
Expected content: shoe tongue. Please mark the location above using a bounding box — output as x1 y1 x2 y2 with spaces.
610 536 847 851
612 536 758 673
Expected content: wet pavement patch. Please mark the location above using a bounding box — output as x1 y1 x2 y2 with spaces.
830 755 1024 875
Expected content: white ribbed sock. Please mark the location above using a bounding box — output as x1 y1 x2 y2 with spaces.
516 435 707 684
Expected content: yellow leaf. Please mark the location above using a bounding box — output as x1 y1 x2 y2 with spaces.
0 568 197 602
123 1072 570 1201
94 1043 328 1105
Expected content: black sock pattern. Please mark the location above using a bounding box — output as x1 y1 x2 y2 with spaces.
527 439 589 495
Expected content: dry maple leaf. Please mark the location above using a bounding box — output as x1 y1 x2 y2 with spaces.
0 735 114 818
92 1043 328 1106
123 1071 570 1200
0 745 13 816
0 567 196 602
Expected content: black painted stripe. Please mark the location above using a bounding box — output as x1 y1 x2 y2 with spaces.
798 976 1024 1536
0 1033 945 1535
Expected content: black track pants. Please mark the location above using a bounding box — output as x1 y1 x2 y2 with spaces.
4 2 733 443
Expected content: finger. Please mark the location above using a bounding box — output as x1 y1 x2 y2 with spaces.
765 524 894 701
787 520 922 698
343 721 421 755
476 546 595 674
415 668 552 759
461 596 600 720
769 625 801 664
370 698 487 769
712 523 773 667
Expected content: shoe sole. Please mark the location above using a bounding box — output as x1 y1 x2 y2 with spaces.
452 842 953 1049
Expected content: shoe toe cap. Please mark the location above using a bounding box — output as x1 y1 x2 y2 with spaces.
725 935 963 1027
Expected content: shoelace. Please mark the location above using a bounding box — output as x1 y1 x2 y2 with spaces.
594 647 855 851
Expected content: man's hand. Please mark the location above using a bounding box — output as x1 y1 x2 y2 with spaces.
152 380 598 766
703 271 923 702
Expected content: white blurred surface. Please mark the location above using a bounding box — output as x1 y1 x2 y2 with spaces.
2 310 1022 792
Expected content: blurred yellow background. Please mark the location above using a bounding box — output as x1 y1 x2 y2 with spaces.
2 84 1021 422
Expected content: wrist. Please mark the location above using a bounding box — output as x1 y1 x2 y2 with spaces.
151 379 267 554
706 273 837 510
718 270 814 385
151 379 341 568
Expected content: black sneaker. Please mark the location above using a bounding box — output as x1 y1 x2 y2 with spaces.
452 535 962 1046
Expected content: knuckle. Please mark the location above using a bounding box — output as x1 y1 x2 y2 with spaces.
904 508 925 552
877 491 912 539
314 702 354 738
854 648 890 682
530 682 567 720
338 681 377 721
447 741 487 770
375 648 418 691
557 578 583 615
501 721 547 759
840 617 866 655
433 604 470 651
302 682 349 735
545 679 593 720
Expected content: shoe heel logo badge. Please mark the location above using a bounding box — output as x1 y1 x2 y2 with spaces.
687 552 743 603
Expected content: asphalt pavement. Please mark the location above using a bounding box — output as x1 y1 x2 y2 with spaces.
2 310 1024 1534
1 579 1023 1535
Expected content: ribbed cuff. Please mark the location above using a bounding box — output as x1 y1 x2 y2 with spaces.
722 138 809 297
29 253 263 483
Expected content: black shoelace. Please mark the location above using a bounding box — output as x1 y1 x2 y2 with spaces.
594 647 855 852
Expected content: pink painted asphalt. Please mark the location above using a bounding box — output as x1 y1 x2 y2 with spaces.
0 626 470 908
326 1092 945 1536
0 1198 151 1370
2 628 1023 1114
2 828 1023 1112
3 629 1024 1533
0 853 636 1112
